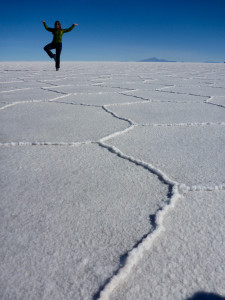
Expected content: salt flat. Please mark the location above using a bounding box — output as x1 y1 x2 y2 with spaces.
0 62 225 300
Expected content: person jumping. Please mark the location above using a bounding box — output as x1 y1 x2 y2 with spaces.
41 20 78 71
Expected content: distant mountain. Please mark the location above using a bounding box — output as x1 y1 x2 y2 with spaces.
204 61 219 63
138 57 176 62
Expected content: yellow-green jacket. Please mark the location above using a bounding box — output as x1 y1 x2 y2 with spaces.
43 22 75 43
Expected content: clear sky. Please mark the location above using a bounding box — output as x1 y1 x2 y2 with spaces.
1 0 225 62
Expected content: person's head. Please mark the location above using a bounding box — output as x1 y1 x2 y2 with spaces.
55 21 61 30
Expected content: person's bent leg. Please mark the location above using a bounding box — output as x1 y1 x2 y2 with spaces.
44 42 56 59
55 43 62 70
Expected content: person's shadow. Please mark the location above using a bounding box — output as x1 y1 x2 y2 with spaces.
186 292 225 300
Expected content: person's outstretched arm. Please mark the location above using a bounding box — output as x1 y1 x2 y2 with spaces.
41 21 54 32
63 23 78 33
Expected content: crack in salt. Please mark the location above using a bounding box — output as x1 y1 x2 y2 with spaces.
94 144 180 299
0 141 93 147
0 94 71 111
140 122 225 127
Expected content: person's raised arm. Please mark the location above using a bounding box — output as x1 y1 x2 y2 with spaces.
63 23 78 33
41 21 54 32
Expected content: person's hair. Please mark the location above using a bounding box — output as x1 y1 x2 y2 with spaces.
54 21 62 32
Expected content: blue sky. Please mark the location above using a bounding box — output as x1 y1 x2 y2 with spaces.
1 0 225 62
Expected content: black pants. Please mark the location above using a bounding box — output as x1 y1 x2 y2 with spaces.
44 42 62 69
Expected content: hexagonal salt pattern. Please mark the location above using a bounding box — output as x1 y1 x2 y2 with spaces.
1 62 225 300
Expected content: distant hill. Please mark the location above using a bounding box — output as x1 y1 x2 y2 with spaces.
204 61 219 63
138 57 176 62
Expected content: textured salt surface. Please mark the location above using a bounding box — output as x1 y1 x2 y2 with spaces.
0 62 225 300
110 191 225 300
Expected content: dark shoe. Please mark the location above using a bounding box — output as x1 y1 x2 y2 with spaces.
56 68 59 71
52 54 56 62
